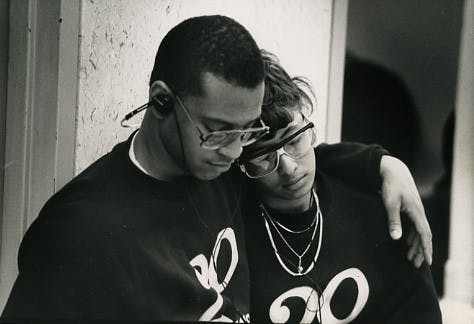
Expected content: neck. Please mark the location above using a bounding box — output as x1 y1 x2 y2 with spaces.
261 191 312 213
134 124 185 181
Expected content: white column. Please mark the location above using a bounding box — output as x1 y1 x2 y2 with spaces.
442 0 474 322
325 0 348 144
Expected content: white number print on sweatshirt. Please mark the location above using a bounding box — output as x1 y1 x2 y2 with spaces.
190 227 249 323
269 268 369 324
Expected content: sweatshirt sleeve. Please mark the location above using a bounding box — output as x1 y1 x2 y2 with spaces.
361 196 442 324
315 142 388 192
374 240 443 324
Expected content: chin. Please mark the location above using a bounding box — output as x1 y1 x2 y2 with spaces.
288 188 310 200
192 166 224 181
285 181 313 200
196 173 220 181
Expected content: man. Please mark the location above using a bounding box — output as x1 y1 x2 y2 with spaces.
3 15 263 322
240 52 441 323
2 16 430 322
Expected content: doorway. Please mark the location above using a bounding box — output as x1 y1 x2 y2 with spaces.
0 0 10 245
342 0 465 308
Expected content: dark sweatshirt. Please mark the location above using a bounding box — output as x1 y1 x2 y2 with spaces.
2 137 388 322
244 161 441 323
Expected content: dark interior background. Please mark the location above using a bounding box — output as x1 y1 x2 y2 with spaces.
342 0 464 297
343 0 463 194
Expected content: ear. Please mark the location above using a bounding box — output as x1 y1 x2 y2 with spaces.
148 80 174 118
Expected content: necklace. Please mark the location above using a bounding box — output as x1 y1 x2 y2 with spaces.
261 189 323 276
270 190 318 234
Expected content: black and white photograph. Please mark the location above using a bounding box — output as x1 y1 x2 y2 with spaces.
0 0 472 323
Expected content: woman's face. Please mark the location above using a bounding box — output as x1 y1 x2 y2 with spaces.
246 112 316 202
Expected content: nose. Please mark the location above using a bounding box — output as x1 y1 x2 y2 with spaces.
217 138 244 161
278 153 297 176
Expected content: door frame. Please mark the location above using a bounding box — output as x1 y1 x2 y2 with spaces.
0 0 80 311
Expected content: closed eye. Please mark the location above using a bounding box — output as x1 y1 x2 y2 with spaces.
249 153 272 164
203 118 259 132
286 133 304 147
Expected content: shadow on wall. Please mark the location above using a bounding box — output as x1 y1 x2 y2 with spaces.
341 52 419 171
341 51 455 298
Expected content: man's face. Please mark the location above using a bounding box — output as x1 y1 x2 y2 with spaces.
172 72 265 180
249 112 316 201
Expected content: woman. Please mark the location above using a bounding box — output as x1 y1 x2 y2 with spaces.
239 51 441 323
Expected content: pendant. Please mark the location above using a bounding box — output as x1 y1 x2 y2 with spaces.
297 258 303 274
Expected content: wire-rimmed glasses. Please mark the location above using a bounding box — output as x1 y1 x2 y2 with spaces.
120 92 270 150
239 115 316 178
173 95 269 150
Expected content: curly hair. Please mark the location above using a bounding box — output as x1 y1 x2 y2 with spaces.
260 49 316 138
149 15 264 96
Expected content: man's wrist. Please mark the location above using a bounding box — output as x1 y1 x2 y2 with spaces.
380 155 408 179
375 149 390 190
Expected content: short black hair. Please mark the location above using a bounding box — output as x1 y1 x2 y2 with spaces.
149 15 264 96
260 49 315 138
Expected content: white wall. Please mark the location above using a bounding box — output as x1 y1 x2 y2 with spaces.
76 0 336 172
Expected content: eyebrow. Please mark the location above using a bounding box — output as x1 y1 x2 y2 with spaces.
201 116 258 130
280 123 300 138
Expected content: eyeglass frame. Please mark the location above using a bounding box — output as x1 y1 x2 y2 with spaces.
173 94 270 150
120 89 270 151
238 115 316 178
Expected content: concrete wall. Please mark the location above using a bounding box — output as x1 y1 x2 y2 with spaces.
76 0 335 173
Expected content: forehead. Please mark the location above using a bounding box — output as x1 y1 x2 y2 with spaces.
254 112 304 148
188 72 265 127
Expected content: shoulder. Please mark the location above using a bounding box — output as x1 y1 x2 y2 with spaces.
317 170 384 212
17 140 135 267
69 138 132 189
48 137 139 211
17 199 96 272
317 170 388 241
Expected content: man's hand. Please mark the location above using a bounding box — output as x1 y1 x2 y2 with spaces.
380 155 432 268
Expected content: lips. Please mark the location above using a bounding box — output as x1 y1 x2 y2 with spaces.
209 161 232 170
209 161 232 167
283 174 307 190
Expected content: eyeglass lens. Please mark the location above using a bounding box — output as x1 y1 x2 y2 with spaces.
244 128 315 177
201 125 268 150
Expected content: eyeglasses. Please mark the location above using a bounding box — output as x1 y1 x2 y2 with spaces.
239 116 316 178
174 95 270 150
120 91 270 151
